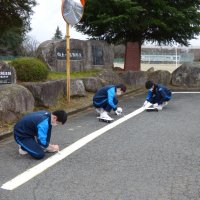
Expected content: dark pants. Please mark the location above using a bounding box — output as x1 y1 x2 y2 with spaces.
14 135 45 159
150 97 170 105
93 99 118 112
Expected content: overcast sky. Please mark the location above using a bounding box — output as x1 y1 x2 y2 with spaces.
28 0 200 47
28 0 88 43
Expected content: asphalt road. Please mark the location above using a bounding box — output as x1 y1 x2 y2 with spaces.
0 92 200 200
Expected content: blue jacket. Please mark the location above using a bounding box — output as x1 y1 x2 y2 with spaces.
14 110 52 148
93 85 118 111
146 84 172 105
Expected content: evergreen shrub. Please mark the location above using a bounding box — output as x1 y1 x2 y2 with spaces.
11 57 49 82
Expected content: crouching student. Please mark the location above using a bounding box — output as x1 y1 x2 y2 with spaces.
93 84 126 121
143 80 172 110
14 110 67 159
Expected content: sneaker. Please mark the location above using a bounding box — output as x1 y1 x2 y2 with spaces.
157 105 163 110
100 111 114 121
153 103 158 108
18 146 28 155
162 101 168 107
153 103 163 110
95 108 103 115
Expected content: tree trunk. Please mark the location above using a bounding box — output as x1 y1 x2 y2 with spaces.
124 41 141 71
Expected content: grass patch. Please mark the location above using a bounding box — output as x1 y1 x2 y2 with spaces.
0 120 13 134
47 69 101 80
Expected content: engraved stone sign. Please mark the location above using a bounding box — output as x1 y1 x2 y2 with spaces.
37 39 114 72
0 61 16 84
56 48 83 60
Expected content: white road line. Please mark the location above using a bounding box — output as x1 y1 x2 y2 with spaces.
1 106 146 191
172 91 200 94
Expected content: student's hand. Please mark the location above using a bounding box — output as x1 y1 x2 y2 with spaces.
115 107 122 115
143 100 153 109
47 144 59 152
52 144 59 152
143 100 148 107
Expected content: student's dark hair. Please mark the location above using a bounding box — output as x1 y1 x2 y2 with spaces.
116 83 126 93
52 110 67 124
145 80 154 89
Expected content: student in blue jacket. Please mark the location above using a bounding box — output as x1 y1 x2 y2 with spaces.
143 80 172 110
93 84 126 120
14 110 67 159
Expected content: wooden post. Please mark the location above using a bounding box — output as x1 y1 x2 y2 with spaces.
66 23 70 102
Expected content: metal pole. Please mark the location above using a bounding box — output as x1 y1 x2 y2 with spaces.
175 45 178 68
66 23 70 102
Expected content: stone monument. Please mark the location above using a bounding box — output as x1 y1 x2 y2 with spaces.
37 39 114 72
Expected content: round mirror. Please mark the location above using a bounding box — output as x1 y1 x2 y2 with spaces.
62 0 84 26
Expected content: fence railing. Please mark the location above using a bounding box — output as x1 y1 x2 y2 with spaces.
0 56 19 61
114 52 194 64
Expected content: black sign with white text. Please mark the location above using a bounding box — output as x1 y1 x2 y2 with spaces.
56 48 83 60
0 71 12 84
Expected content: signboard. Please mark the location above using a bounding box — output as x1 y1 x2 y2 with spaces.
56 48 83 60
0 71 12 84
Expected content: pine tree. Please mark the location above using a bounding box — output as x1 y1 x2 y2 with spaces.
75 0 200 70
53 26 63 40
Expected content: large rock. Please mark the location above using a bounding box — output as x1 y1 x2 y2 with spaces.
0 61 16 84
21 80 66 107
21 79 86 107
147 67 154 73
147 70 171 85
97 69 125 85
119 71 147 87
37 39 114 72
172 63 200 87
81 77 103 92
0 84 34 123
70 79 86 97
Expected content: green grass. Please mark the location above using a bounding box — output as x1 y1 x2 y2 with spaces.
47 69 101 80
